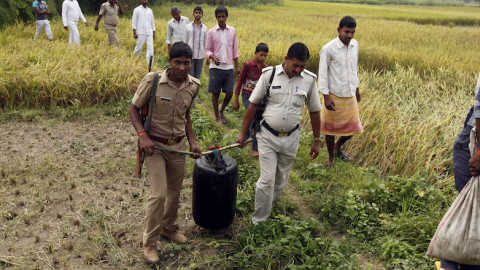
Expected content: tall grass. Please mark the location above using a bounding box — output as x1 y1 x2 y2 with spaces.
303 0 465 6
0 0 477 178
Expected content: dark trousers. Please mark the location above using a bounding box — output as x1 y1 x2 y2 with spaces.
242 93 258 151
189 58 204 80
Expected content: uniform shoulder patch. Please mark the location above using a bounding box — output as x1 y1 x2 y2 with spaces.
189 75 201 85
303 69 317 78
262 66 274 73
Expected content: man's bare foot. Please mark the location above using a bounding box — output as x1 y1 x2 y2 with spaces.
252 150 259 157
327 159 334 168
216 118 222 125
220 111 228 123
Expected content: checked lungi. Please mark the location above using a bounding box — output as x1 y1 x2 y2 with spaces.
320 94 363 136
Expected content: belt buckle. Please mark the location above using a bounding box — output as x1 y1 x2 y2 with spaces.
278 132 288 137
167 138 176 145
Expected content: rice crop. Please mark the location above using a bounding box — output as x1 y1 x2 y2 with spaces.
1 0 477 178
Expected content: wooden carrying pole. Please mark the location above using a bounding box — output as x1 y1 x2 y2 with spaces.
154 138 253 156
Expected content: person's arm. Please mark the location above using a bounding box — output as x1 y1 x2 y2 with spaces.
233 64 247 111
166 21 172 46
205 31 218 64
132 9 137 39
318 47 335 111
77 3 87 25
309 111 321 160
470 81 480 175
356 87 361 103
150 11 155 40
116 0 124 15
236 102 260 147
469 118 480 176
94 15 102 31
234 57 240 78
185 109 202 159
183 25 189 43
129 104 155 156
232 30 240 77
62 1 68 29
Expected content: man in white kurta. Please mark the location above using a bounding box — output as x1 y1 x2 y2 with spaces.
236 43 322 225
62 0 87 45
132 0 155 63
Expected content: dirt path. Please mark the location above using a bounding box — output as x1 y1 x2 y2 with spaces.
0 117 235 269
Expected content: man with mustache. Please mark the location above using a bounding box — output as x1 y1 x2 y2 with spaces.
236 42 321 225
318 16 363 167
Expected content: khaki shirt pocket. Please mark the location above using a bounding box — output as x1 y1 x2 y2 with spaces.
155 96 174 117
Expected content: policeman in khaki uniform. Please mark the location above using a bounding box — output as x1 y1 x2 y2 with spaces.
129 42 202 264
236 43 321 225
95 0 124 47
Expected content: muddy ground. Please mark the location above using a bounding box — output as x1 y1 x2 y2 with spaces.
0 116 242 269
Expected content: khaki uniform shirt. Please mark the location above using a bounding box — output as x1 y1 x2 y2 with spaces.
99 2 118 26
249 64 321 133
132 70 200 138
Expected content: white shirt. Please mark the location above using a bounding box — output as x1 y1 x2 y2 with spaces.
250 64 322 132
183 22 207 59
132 5 155 36
166 16 190 45
318 36 359 97
62 0 86 26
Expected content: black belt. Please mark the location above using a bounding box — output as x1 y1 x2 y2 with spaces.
262 121 299 137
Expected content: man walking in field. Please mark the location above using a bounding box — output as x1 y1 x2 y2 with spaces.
129 42 202 264
166 6 190 53
439 74 480 270
205 6 240 124
132 0 155 64
95 0 124 48
236 43 321 225
33 0 53 41
318 16 363 167
183 6 207 80
62 0 88 46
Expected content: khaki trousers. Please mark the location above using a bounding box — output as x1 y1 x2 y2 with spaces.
252 126 301 225
142 138 186 246
104 24 119 48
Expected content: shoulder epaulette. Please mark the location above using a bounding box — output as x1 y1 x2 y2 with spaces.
262 66 274 73
303 69 317 78
189 75 201 85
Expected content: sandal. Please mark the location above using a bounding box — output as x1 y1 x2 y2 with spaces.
334 151 352 162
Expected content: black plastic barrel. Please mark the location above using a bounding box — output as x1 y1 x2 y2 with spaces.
192 154 238 229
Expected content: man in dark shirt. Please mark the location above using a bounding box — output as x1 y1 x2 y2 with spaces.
32 0 53 41
233 43 269 156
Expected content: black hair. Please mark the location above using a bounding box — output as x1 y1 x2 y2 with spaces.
339 16 356 28
215 6 228 17
286 42 309 61
193 6 203 13
171 6 180 13
255 43 269 53
169 42 193 59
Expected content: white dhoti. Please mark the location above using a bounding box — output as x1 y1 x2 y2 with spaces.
133 34 154 63
34 20 53 40
67 20 80 45
251 126 301 225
